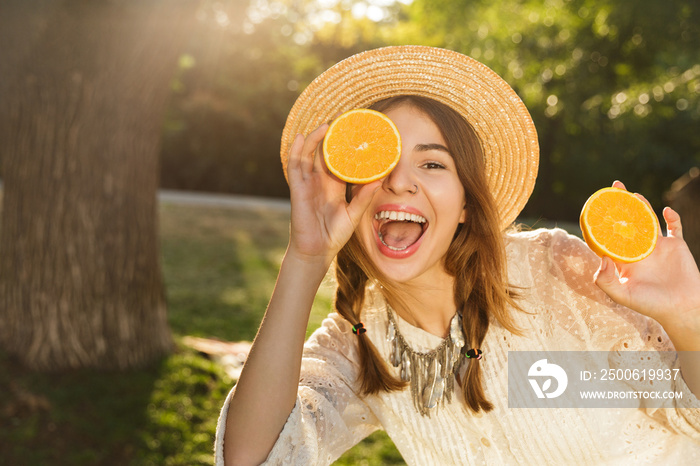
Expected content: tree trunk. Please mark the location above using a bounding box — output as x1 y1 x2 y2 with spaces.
0 1 195 370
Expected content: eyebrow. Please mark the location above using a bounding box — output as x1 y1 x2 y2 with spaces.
415 143 451 154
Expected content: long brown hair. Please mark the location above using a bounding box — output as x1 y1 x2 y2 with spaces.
333 95 522 413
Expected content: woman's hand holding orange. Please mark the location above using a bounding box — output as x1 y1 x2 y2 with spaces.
285 125 381 268
594 181 700 351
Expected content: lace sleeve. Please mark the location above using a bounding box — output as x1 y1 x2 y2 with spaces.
543 228 700 440
214 313 380 465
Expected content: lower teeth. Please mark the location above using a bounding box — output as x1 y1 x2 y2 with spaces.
378 232 408 251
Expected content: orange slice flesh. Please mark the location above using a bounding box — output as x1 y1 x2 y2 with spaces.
579 187 659 263
322 109 401 184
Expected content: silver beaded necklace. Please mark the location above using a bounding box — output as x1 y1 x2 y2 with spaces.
386 306 466 416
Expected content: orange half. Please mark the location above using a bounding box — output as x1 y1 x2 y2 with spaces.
579 187 659 263
322 109 401 184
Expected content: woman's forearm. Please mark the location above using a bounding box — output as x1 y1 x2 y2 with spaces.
678 351 700 397
661 315 700 397
223 250 330 465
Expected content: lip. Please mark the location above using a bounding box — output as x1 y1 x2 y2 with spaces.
372 204 428 259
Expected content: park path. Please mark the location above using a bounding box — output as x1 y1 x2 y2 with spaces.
158 189 290 213
0 181 291 213
159 189 289 380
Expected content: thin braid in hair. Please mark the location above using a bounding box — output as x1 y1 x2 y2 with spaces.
334 242 405 395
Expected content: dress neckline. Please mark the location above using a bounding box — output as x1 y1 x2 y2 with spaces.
384 303 450 351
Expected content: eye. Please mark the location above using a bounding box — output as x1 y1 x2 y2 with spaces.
422 161 446 170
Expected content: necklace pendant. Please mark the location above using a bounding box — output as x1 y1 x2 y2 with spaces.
452 344 462 368
425 375 445 411
450 313 466 348
400 350 411 381
422 359 444 412
390 333 402 366
386 306 467 416
386 319 396 343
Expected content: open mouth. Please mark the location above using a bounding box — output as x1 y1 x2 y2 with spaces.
374 210 428 252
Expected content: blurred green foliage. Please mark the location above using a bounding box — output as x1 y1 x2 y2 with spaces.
160 0 700 221
159 0 411 198
402 0 700 219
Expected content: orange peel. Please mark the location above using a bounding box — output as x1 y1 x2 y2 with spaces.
579 187 659 263
322 109 401 184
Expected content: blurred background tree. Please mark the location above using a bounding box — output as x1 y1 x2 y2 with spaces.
159 0 408 197
0 0 197 370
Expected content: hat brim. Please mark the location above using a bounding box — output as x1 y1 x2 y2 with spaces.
281 45 539 230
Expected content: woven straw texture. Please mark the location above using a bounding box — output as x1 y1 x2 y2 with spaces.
281 45 539 229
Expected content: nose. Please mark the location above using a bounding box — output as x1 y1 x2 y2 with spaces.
382 156 416 195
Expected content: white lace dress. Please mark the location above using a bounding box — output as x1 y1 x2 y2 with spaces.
215 228 700 465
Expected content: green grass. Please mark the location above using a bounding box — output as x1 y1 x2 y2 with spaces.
0 342 231 465
0 200 402 465
159 202 401 464
159 203 334 340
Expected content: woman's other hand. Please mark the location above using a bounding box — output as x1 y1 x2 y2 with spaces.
594 181 700 351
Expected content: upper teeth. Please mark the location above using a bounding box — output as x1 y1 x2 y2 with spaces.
374 211 427 223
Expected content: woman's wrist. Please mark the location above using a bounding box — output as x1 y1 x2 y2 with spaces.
281 247 333 284
658 305 700 351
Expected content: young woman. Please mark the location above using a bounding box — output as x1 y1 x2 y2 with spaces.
216 46 700 465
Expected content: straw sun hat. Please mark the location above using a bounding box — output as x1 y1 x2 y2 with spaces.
280 45 539 229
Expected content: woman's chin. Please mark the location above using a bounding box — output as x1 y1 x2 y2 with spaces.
366 248 433 284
